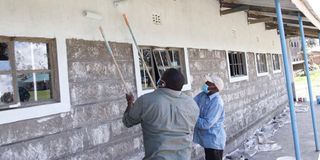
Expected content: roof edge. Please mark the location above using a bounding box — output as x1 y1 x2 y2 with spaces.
292 0 320 30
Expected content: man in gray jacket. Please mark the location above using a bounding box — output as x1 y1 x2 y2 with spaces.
123 68 199 160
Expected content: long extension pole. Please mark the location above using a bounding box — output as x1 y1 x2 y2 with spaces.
122 14 157 89
298 13 320 151
274 0 301 159
99 26 130 93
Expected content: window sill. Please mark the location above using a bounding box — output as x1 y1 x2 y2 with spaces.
257 72 269 77
0 102 70 125
229 76 249 83
273 70 281 74
138 84 192 97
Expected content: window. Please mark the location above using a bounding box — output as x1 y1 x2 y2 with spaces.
0 37 59 110
227 51 248 82
134 46 191 96
255 53 268 76
272 54 281 72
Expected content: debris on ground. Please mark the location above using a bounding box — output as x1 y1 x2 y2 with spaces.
276 156 296 160
294 104 309 113
225 104 309 160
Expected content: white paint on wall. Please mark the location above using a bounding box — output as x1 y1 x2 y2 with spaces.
0 0 282 123
0 0 281 52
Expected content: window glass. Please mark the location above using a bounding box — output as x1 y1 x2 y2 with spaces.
256 53 268 73
15 42 49 70
0 37 58 110
17 72 52 102
0 42 11 71
0 74 14 105
228 51 247 77
139 47 187 90
272 54 281 71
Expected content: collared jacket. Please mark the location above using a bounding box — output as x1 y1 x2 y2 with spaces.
123 88 199 160
193 92 226 150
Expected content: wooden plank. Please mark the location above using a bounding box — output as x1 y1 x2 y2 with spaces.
220 5 250 15
221 0 297 11
248 17 274 24
248 11 309 22
221 2 300 16
248 12 315 27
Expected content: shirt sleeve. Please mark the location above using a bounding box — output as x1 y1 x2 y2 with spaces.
193 94 201 106
122 97 144 128
195 100 223 130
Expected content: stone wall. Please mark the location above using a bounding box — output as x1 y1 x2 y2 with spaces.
0 40 144 160
0 40 288 160
188 49 288 153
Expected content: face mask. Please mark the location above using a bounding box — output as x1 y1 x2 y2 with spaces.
201 84 209 94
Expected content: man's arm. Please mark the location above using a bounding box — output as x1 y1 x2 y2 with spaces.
122 93 143 128
195 102 223 130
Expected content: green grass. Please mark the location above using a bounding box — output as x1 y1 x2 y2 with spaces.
29 90 51 101
294 71 320 85
294 71 320 98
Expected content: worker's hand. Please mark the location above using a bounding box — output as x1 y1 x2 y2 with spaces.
126 93 134 105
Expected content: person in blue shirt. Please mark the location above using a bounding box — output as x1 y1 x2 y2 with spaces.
193 75 226 160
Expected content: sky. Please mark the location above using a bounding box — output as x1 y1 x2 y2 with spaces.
307 0 320 18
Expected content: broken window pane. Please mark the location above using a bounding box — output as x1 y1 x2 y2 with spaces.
15 42 49 71
140 48 153 68
153 50 170 67
0 74 14 105
17 72 52 102
0 42 11 71
139 47 187 90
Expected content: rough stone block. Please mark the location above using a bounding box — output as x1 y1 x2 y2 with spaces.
70 80 135 106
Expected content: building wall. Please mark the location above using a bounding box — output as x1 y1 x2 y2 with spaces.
0 0 288 159
0 40 287 160
310 52 320 65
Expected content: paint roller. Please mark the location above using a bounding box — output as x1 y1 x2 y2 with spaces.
122 14 157 89
83 11 157 94
83 10 130 93
99 26 131 93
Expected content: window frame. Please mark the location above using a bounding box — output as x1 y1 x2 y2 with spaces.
0 36 70 125
0 36 60 109
272 53 281 73
226 50 249 83
133 46 191 97
255 53 269 77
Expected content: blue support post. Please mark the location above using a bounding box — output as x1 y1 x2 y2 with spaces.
318 32 320 45
274 0 301 159
299 13 320 151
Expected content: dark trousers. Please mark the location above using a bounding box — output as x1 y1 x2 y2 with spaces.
204 148 223 160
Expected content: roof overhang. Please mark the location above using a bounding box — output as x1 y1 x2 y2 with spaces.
219 0 320 38
292 0 320 29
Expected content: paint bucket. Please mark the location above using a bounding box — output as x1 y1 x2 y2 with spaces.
316 96 320 105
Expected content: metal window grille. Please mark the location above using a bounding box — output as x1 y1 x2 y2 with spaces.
272 54 280 71
139 47 187 90
256 53 268 73
228 51 247 77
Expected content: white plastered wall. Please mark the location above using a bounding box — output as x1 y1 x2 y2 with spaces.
0 0 282 124
0 0 281 52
